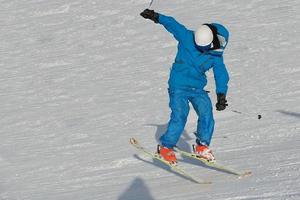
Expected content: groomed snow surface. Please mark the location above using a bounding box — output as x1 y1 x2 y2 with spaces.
1 0 300 199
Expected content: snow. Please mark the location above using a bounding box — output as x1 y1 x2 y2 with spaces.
0 0 300 199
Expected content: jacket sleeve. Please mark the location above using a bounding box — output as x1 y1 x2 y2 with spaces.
213 56 229 95
158 14 189 43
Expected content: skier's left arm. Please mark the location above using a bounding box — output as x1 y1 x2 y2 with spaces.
213 56 230 111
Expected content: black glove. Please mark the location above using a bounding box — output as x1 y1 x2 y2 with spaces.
216 93 228 111
140 9 159 23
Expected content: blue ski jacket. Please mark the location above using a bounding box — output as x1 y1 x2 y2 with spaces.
158 14 230 95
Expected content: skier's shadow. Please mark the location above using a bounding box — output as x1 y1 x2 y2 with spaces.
133 154 199 184
145 123 193 152
144 124 237 175
177 153 238 175
145 123 206 168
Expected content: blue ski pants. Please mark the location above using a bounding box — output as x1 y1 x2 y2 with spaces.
160 88 215 148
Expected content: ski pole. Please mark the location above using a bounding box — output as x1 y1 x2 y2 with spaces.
148 0 154 9
231 109 262 120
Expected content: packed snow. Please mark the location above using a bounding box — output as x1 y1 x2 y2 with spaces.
0 0 299 199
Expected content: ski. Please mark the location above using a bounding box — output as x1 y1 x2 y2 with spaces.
174 147 252 178
129 138 211 184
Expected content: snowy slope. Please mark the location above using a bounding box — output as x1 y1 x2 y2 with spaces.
0 0 300 199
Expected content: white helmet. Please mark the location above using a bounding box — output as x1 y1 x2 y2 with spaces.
194 25 214 46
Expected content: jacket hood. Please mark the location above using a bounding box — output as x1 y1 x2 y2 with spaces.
209 23 229 56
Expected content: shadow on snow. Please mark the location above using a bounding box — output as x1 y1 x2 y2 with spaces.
277 110 300 118
145 123 193 152
118 177 155 200
133 154 199 184
143 124 239 176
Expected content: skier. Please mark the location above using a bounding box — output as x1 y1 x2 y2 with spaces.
140 9 229 163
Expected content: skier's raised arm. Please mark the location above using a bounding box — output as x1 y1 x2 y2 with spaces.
212 56 229 111
140 9 189 43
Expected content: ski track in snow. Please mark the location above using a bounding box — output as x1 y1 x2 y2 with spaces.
0 0 300 199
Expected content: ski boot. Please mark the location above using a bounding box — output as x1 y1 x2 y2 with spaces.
193 144 215 162
157 145 177 165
